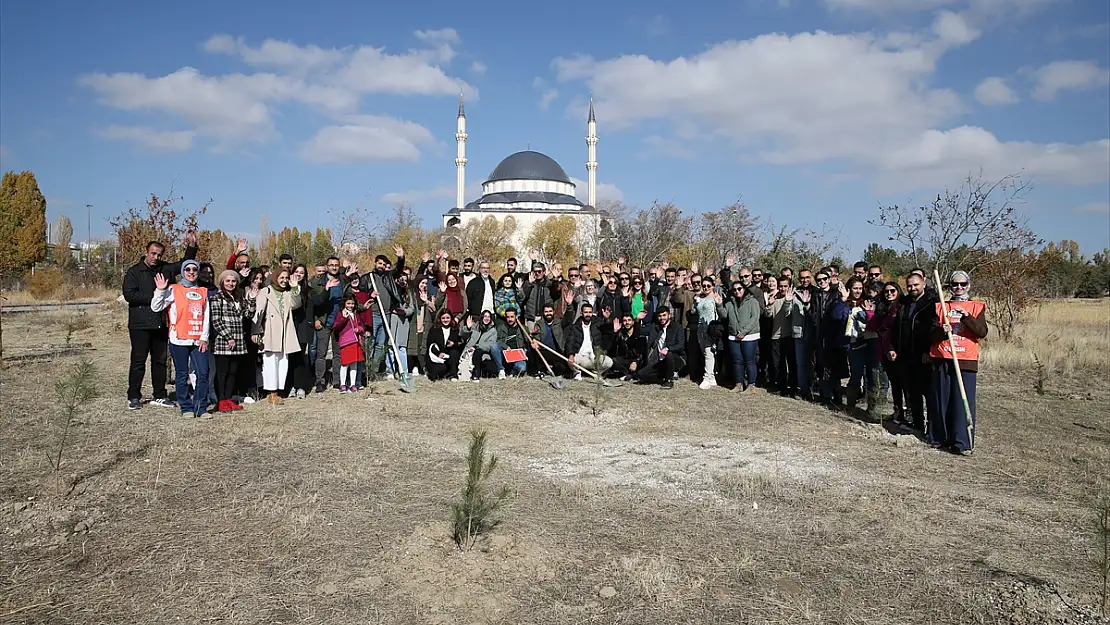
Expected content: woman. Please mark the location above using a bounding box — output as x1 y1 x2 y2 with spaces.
434 273 468 325
719 281 761 392
599 277 630 322
288 264 317 398
869 281 904 421
150 259 212 418
208 269 255 412
426 309 461 381
693 277 722 389
237 268 266 403
462 310 499 380
926 271 987 455
386 273 416 379
841 277 874 410
493 273 522 320
758 275 779 389
630 277 654 325
409 276 437 376
572 279 599 322
251 268 302 404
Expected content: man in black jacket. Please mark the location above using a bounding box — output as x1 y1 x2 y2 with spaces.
890 272 939 432
363 246 405 381
608 313 646 380
464 260 497 324
638 308 686 388
122 233 197 410
563 303 612 378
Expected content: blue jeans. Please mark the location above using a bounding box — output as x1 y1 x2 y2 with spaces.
847 346 869 398
727 340 758 389
370 313 389 364
169 343 210 415
490 344 527 375
793 336 813 396
387 346 408 376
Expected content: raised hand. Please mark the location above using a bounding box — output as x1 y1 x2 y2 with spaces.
437 249 448 260
690 261 699 274
617 255 626 267
239 267 251 278
799 290 811 304
393 245 404 258
289 272 301 287
564 288 575 305
725 253 735 267
236 238 248 253
185 227 198 247
326 276 340 289
154 273 169 290
421 251 431 263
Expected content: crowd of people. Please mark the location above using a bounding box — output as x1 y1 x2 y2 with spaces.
122 232 987 456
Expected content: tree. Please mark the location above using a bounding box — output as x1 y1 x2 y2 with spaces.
309 228 337 266
1038 240 1087 298
0 170 48 279
611 201 694 268
196 228 236 265
975 246 1046 341
525 216 579 267
54 215 75 270
1078 250 1110 298
110 188 210 263
756 223 840 274
698 201 759 268
372 202 441 259
457 216 517 265
862 243 918 279
871 171 1039 279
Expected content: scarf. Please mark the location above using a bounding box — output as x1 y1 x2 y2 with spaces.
445 282 465 315
180 260 199 287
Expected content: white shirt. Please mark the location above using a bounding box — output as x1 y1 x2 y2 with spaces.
577 321 594 359
481 277 494 314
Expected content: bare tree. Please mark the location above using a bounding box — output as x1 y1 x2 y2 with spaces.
698 200 759 267
611 201 694 268
756 221 842 273
871 171 1039 279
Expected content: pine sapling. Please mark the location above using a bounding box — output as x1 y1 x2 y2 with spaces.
51 358 98 494
451 428 510 550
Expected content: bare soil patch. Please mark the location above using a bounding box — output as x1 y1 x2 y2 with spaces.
1 310 1107 624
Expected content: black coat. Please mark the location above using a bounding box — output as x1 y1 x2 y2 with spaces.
121 246 197 330
893 292 940 361
643 321 686 361
427 325 461 358
465 274 497 317
610 327 647 362
564 319 610 357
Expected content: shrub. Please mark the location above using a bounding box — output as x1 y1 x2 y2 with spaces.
25 267 64 300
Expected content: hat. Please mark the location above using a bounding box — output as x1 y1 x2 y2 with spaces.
218 269 240 286
950 270 970 285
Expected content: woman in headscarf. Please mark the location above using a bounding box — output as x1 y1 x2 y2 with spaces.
251 268 303 404
209 269 256 412
150 259 212 418
926 270 987 455
288 264 317 398
434 272 468 325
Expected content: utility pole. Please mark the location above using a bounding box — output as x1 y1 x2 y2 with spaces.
86 204 93 266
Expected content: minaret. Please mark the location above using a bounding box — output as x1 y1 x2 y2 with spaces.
586 98 598 208
455 94 467 209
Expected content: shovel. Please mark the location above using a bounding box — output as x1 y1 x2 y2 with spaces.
933 269 973 450
518 320 564 390
534 340 623 388
368 274 416 394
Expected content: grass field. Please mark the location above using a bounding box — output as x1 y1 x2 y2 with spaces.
1 300 1108 624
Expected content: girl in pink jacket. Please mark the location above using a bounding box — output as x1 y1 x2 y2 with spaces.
332 296 366 392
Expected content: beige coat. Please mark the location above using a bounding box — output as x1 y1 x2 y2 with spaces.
253 286 302 354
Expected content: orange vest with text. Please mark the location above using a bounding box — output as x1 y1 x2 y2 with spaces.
929 300 984 361
171 284 208 342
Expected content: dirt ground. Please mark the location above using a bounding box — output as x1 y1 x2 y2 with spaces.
1 305 1108 624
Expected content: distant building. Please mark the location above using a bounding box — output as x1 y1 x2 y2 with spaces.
442 97 613 257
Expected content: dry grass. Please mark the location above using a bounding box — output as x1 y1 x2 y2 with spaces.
0 303 1108 624
0 286 118 306
981 298 1110 377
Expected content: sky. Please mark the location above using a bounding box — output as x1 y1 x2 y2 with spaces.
1 0 1108 258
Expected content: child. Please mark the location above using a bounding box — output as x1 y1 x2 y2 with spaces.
333 296 365 392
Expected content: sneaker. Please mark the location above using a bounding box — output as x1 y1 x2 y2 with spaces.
128 398 142 410
150 398 175 408
498 370 506 380
661 379 675 389
315 383 326 394
573 373 583 381
242 396 255 405
295 388 306 399
196 412 213 420
698 380 715 390
339 386 349 394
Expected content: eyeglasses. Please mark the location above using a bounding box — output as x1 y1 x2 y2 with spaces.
620 277 630 281
732 287 744 292
702 283 713 288
951 282 968 287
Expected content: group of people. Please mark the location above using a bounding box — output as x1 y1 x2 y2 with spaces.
122 234 986 455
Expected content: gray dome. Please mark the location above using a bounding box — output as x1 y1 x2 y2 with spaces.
486 151 572 184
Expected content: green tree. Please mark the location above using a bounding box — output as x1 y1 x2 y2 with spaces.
1039 240 1087 298
53 215 75 270
310 228 337 266
1078 250 1110 298
0 170 48 279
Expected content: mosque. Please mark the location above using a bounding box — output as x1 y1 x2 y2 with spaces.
441 97 613 258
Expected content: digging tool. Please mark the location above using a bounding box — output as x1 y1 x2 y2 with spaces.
933 269 974 450
518 320 564 390
533 340 622 388
368 273 416 394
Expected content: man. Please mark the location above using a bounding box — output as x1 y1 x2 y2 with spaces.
813 270 845 405
465 260 497 324
608 313 645 380
638 308 685 388
853 261 868 280
461 257 476 286
224 238 250 275
365 246 406 381
495 308 529 377
751 269 764 285
890 272 939 432
780 267 794 280
768 276 799 397
278 254 294 275
564 303 612 378
122 231 198 410
505 257 527 283
529 303 571 376
311 256 345 391
522 261 557 330
798 269 814 291
868 265 884 282
926 271 987 455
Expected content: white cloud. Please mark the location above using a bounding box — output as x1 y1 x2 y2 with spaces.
538 89 559 111
643 135 695 159
1074 201 1110 215
552 17 1109 192
381 181 482 205
82 31 475 157
302 114 435 163
94 125 196 151
974 77 1019 105
470 61 487 74
1031 60 1110 101
570 177 625 203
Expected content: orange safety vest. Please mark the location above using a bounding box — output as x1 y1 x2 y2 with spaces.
171 284 208 342
929 300 984 361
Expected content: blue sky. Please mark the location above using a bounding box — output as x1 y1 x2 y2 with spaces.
1 0 1108 258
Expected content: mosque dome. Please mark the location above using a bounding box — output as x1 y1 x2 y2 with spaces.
485 150 572 184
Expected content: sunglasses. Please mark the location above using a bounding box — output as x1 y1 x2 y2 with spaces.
620 277 630 281
951 282 968 287
816 276 829 281
702 283 713 288
869 273 882 278
884 289 898 294
733 287 744 292
183 267 198 272
739 274 752 279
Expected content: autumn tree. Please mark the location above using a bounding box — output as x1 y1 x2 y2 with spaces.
871 171 1039 279
196 229 236 265
756 222 841 274
110 188 210 263
457 216 517 265
525 215 579 267
1038 240 1087 298
698 201 759 268
309 228 337 265
611 201 693 268
974 246 1046 341
0 170 48 279
54 215 75 270
371 202 441 259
